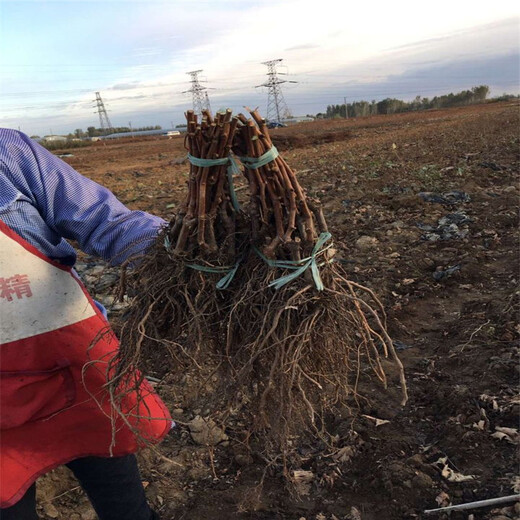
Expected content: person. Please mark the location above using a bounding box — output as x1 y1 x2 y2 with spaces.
0 128 171 520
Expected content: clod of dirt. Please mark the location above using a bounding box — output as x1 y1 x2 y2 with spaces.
412 471 434 489
234 453 254 466
233 445 254 466
171 407 185 419
355 235 379 250
188 416 228 446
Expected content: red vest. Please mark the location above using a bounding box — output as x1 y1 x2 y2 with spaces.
0 221 171 508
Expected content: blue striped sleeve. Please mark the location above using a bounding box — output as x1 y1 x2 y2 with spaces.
0 129 166 265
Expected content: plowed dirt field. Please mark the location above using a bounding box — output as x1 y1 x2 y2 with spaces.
38 102 519 520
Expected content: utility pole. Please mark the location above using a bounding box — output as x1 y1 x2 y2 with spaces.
183 70 211 118
204 91 211 114
93 92 113 134
344 97 348 119
256 59 297 125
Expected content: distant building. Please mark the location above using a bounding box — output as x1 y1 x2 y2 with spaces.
42 135 68 142
282 116 315 125
101 129 181 140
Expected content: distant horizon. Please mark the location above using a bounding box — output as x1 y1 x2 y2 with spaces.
1 1 518 135
22 86 519 138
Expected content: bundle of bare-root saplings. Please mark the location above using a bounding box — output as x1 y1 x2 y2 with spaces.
111 109 246 398
109 108 407 479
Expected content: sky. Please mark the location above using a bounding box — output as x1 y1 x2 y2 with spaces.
0 0 518 136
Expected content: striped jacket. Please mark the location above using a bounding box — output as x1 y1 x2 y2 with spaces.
0 128 165 267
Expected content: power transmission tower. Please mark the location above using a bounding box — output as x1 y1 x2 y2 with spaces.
183 70 211 117
256 59 297 124
93 92 113 134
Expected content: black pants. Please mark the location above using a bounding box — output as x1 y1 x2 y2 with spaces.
0 454 159 520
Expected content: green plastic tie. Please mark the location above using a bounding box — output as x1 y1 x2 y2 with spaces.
186 261 240 290
187 153 241 211
238 145 279 170
254 232 333 291
165 233 239 289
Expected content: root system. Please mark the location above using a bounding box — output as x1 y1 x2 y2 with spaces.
108 107 407 474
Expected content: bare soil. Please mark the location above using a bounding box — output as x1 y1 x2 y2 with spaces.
37 102 519 520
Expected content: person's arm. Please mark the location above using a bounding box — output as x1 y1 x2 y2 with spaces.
1 130 166 265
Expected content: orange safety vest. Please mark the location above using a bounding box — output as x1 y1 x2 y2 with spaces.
0 221 171 508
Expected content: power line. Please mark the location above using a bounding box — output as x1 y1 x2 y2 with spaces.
256 58 297 124
183 70 211 117
93 92 113 134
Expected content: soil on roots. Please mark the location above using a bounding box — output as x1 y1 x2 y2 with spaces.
114 240 405 477
222 260 406 462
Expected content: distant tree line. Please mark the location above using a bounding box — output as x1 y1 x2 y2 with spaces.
71 125 162 139
322 85 492 119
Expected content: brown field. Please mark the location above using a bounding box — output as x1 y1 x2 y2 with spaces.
40 102 519 520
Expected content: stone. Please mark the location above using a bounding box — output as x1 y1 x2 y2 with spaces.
188 416 228 446
171 408 185 419
187 466 211 481
355 236 379 250
406 454 425 468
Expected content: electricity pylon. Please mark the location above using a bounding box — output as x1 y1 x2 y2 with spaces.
256 59 297 124
93 92 113 134
183 70 212 117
